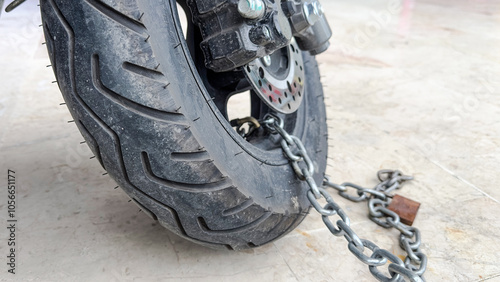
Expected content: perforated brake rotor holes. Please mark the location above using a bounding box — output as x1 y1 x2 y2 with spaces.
243 40 306 114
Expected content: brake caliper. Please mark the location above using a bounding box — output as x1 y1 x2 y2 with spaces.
186 0 332 73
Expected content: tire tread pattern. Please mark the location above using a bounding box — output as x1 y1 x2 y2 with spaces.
41 0 315 250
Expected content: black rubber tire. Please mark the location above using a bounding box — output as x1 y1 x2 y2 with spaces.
40 0 328 250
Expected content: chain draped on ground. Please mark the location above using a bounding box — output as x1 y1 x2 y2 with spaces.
262 114 427 282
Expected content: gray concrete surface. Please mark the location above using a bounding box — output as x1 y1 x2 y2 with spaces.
1 0 499 281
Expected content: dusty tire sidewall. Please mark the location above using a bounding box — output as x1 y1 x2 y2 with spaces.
138 0 328 214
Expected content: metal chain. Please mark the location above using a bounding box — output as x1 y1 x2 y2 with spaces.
262 114 427 282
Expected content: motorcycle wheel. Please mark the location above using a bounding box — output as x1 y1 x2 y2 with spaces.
40 0 328 250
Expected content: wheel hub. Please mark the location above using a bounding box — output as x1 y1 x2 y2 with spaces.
243 40 306 114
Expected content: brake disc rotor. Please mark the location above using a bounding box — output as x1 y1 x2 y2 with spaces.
243 40 306 114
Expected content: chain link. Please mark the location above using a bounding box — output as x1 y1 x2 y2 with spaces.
262 114 427 282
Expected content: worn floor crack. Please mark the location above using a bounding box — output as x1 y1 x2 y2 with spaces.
475 273 500 282
273 242 300 282
430 160 499 204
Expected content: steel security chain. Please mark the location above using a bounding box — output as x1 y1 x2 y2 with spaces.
262 114 427 282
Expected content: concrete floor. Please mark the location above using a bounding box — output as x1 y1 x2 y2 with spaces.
1 0 499 281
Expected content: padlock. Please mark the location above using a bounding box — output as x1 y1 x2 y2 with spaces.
387 195 420 226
